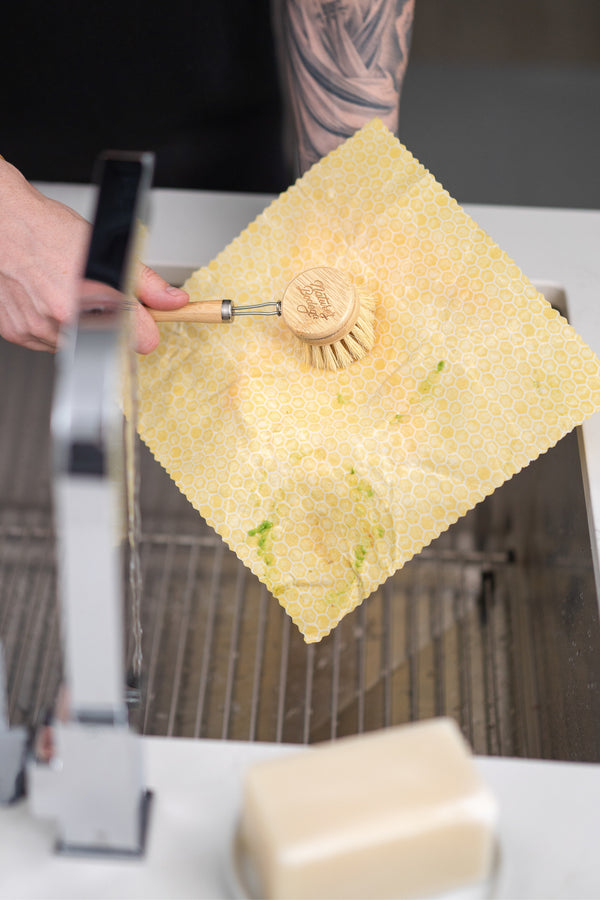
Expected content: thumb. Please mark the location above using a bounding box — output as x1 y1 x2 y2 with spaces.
136 263 188 310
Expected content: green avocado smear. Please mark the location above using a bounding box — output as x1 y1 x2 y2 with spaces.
248 519 274 566
392 359 447 423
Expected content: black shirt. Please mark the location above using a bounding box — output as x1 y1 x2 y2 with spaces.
1 0 287 192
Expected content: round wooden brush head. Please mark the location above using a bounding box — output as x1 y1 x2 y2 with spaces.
281 267 376 371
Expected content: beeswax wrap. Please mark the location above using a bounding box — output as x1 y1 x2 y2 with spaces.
137 120 600 643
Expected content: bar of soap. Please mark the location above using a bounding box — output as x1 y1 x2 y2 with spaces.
238 718 497 899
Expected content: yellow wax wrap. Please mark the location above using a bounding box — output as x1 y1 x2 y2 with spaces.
137 119 600 643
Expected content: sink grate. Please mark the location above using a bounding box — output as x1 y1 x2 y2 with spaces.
2 500 598 760
2 339 600 760
0 515 515 748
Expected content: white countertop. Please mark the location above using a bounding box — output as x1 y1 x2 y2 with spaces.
1 735 600 899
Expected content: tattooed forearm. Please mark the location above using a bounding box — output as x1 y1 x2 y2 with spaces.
272 0 415 175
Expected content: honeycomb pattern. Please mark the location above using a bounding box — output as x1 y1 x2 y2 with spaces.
137 119 600 643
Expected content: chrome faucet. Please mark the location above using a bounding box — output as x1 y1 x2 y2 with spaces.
26 152 154 855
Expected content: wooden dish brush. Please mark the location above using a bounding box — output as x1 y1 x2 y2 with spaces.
149 266 376 372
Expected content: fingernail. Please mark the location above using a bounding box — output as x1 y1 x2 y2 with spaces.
166 284 187 297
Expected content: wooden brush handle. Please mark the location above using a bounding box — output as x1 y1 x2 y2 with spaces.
148 300 227 324
281 267 359 346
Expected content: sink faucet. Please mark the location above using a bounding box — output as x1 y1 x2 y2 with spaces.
25 152 154 855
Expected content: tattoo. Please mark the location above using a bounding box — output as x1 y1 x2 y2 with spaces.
272 0 415 175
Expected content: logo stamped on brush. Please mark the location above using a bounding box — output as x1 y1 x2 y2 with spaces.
296 279 335 320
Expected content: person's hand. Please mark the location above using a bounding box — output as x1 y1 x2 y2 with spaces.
0 158 189 353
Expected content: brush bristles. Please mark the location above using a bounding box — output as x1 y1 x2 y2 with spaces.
302 287 377 372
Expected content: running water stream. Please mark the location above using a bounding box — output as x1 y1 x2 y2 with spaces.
125 333 143 703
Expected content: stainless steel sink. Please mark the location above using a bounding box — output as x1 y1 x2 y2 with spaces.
1 278 599 761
